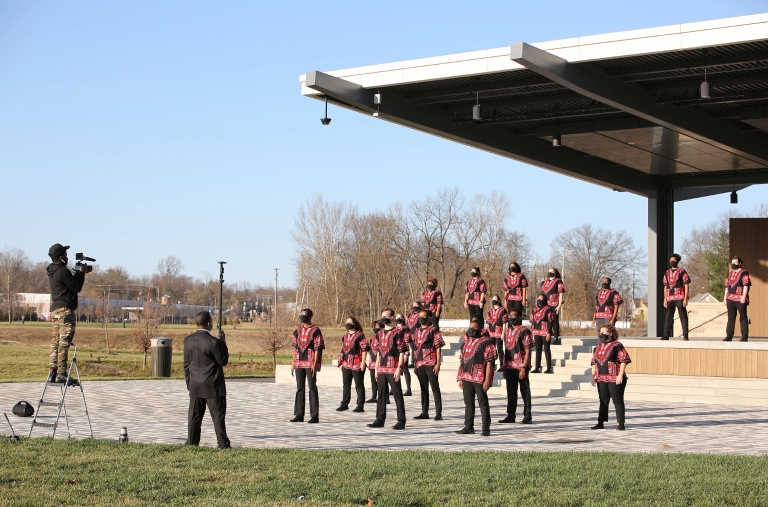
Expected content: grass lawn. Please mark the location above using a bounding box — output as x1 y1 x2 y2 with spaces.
1 439 767 506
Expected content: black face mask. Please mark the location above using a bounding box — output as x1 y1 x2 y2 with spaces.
345 323 355 331
509 268 518 274
537 299 546 307
548 273 556 278
510 316 522 326
602 283 610 289
466 328 479 338
299 314 310 323
426 284 435 291
372 327 380 333
732 263 740 270
599 333 612 342
380 317 392 326
418 317 429 326
670 261 678 267
395 318 405 326
412 307 420 313
471 271 478 277
492 300 500 307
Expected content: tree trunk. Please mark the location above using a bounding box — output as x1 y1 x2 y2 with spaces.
143 348 147 369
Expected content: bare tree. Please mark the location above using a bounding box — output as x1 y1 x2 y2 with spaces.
0 247 30 323
132 302 160 369
155 256 184 299
257 313 293 373
551 224 644 321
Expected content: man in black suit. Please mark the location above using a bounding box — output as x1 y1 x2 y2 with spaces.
184 311 231 449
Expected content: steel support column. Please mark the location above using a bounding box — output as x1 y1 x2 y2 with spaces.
647 181 674 338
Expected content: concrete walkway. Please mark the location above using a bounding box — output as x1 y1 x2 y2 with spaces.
1 380 766 455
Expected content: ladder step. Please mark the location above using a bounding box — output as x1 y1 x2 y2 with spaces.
31 422 56 428
39 402 61 408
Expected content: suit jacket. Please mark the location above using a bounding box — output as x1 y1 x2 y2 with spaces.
183 329 228 398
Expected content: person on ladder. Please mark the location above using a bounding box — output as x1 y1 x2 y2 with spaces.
46 243 88 384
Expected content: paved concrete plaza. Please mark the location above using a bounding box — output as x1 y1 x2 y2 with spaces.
2 379 766 455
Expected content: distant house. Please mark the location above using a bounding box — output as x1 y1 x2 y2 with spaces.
633 298 648 320
690 292 720 303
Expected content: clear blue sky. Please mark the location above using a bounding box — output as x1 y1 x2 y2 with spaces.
1 1 766 287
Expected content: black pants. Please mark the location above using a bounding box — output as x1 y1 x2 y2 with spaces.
462 380 490 431
726 300 749 340
506 299 523 314
416 365 442 416
534 335 551 370
597 379 627 425
341 367 366 409
376 373 405 424
551 311 561 339
663 299 688 339
186 396 230 449
503 368 531 419
468 304 484 327
402 362 411 391
430 314 440 331
294 367 319 419
369 368 378 400
493 338 504 367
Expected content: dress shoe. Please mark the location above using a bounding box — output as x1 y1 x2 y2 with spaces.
367 419 385 428
413 413 430 420
722 338 732 342
392 422 406 430
521 417 532 425
290 416 304 423
352 406 365 413
433 414 442 421
544 369 554 374
366 397 377 403
481 429 491 436
455 427 475 434
740 338 749 342
591 422 604 430
46 368 58 383
498 416 516 424
531 368 542 374
308 417 319 424
659 337 669 340
683 337 689 341
404 389 412 397
617 424 625 431
336 405 348 412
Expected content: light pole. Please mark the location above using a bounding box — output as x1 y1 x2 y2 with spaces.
274 268 279 324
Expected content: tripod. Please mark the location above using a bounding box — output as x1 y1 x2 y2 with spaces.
28 345 93 438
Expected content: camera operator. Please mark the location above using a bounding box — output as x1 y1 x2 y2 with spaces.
46 243 87 384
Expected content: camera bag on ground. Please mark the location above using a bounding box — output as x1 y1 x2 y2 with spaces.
12 401 34 417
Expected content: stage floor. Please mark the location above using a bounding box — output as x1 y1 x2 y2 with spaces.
2 379 765 455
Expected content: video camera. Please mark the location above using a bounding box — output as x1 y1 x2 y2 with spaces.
75 253 95 274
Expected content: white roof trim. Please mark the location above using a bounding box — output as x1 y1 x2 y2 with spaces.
300 12 768 95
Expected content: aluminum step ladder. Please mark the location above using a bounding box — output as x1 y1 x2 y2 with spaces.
28 345 93 438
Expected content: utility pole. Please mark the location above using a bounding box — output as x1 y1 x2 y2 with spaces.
274 268 279 324
218 262 226 334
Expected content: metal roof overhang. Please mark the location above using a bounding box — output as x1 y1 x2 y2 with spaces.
302 16 768 200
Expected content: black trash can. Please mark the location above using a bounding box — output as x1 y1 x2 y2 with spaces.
150 337 173 377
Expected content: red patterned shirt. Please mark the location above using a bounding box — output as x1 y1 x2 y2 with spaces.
591 340 631 383
486 307 508 338
503 273 528 301
406 311 420 333
375 327 409 374
594 289 623 319
456 334 497 383
725 269 751 302
292 325 325 370
408 326 445 368
663 268 691 301
421 289 444 313
541 278 566 307
530 305 555 336
465 278 487 306
501 326 534 371
367 330 380 369
338 331 370 370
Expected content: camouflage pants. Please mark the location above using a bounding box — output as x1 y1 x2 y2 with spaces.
50 308 76 371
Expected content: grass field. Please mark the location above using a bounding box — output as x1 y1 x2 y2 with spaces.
1 439 767 506
0 322 346 382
